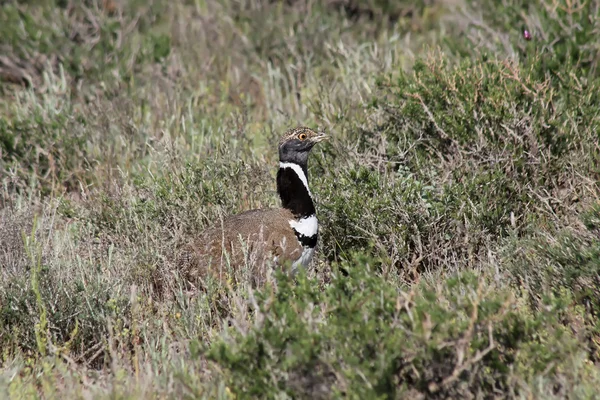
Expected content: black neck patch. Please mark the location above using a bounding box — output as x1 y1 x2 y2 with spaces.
277 163 315 219
294 230 318 248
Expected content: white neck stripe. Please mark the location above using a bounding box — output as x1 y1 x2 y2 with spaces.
289 214 318 238
279 162 312 197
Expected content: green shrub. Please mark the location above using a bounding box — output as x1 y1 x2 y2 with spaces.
317 51 599 273
507 204 600 359
0 1 169 85
0 217 127 366
0 93 87 195
460 0 600 79
207 255 594 398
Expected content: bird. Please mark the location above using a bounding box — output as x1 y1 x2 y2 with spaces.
179 126 327 285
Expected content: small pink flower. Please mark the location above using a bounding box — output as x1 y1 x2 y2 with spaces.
523 30 532 41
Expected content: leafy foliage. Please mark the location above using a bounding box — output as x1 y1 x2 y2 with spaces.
209 260 592 398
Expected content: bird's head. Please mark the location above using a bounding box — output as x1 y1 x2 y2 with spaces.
278 127 328 164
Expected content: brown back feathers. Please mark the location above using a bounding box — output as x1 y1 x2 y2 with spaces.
180 208 303 282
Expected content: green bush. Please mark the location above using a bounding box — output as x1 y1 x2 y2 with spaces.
460 0 600 79
316 51 599 273
0 217 130 365
0 1 169 85
207 256 594 398
0 94 86 195
507 204 600 359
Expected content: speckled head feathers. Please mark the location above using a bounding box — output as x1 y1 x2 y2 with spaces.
278 126 327 165
279 127 327 147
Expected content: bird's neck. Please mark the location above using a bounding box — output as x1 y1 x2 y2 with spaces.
277 161 316 219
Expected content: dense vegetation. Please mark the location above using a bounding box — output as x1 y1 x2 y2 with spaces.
1 0 599 398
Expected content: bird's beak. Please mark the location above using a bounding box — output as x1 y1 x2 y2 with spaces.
312 132 328 143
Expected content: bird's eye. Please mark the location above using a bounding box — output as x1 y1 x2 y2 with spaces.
298 133 307 140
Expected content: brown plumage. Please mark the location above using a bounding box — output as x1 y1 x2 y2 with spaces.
180 208 302 283
179 127 327 285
